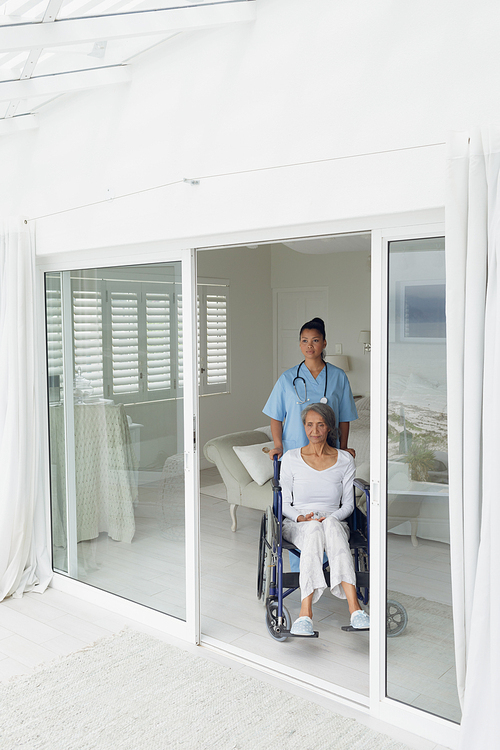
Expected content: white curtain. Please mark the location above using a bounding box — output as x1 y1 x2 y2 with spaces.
446 128 500 745
0 218 52 600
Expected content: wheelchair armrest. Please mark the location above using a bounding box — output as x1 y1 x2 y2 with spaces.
354 477 370 493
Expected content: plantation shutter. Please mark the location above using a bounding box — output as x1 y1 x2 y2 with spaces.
197 285 229 395
176 284 228 395
110 290 140 397
197 293 201 388
72 288 104 396
205 292 228 389
45 284 63 379
177 292 184 389
146 292 172 391
54 278 227 404
105 282 176 403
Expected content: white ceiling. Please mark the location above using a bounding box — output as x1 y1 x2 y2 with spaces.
0 0 255 131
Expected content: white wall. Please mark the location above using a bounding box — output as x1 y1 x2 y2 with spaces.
196 241 371 468
197 245 273 462
3 0 500 253
271 244 371 397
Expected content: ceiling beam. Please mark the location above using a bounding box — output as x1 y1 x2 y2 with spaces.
0 65 131 102
0 2 256 53
0 113 38 134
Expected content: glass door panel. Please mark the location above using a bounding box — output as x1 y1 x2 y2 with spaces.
46 272 68 574
386 237 460 722
45 261 187 620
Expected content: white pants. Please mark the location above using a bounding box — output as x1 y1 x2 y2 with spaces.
283 516 356 604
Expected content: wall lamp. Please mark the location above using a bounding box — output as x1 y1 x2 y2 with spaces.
358 330 371 353
325 354 350 372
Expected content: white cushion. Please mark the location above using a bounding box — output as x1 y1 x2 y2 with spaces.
232 441 274 486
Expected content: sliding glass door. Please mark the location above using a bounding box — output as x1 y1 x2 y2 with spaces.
384 237 459 722
45 257 198 629
370 228 460 736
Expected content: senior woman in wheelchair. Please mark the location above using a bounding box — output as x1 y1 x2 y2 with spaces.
280 402 370 636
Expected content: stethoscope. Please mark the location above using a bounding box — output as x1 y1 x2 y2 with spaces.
293 361 328 405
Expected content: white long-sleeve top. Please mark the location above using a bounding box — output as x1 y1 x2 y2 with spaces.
280 448 356 523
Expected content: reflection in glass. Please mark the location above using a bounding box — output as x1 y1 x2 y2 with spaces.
45 263 186 619
386 238 460 722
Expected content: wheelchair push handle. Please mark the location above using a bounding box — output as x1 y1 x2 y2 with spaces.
273 454 281 489
261 446 281 487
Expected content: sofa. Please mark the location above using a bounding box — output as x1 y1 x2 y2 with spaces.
203 428 274 531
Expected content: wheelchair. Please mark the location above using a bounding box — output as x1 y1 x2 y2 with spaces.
257 455 408 641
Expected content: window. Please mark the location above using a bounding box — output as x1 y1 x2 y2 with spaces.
197 284 229 395
45 275 229 403
45 278 63 381
146 291 173 392
73 286 104 396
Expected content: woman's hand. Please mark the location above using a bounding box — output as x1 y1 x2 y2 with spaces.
344 448 356 458
268 446 283 460
297 513 326 522
270 419 283 461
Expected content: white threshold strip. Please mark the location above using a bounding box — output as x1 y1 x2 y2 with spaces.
200 634 370 713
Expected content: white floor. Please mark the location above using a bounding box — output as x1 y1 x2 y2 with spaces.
0 467 459 749
198 468 460 724
0 587 451 750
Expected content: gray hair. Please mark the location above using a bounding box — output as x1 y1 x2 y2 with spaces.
301 403 339 447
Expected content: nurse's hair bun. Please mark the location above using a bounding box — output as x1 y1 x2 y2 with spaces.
299 317 326 339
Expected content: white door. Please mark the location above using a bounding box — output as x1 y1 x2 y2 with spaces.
274 288 328 379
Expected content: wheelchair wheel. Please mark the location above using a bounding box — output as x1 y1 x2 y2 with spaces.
257 513 266 600
257 507 276 605
387 599 408 637
266 598 291 642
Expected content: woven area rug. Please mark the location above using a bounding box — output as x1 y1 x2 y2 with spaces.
0 630 414 750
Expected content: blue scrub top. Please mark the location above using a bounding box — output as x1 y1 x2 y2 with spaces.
263 362 358 453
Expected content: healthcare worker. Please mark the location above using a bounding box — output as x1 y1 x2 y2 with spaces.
263 317 358 459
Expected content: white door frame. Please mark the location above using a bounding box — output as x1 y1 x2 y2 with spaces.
36 244 200 645
35 213 460 748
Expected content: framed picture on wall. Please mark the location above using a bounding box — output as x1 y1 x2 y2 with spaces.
398 280 446 342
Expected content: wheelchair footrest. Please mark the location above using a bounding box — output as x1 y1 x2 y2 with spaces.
282 572 300 588
355 572 369 588
284 630 319 638
340 625 369 632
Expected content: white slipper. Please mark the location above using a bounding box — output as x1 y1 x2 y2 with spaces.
350 610 370 629
290 616 314 635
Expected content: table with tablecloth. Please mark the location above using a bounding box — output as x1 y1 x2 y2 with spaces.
49 402 137 546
